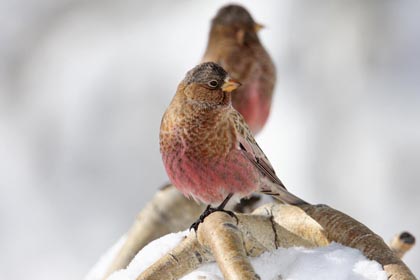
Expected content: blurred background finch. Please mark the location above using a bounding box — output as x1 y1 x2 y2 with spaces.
201 4 276 135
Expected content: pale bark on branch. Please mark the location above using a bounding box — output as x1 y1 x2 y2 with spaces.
102 185 416 280
389 231 416 259
103 184 263 279
103 184 205 279
136 204 416 280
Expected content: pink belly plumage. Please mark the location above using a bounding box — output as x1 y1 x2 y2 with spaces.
162 150 259 205
233 82 271 135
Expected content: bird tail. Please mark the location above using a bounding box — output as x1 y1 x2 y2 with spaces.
260 182 309 205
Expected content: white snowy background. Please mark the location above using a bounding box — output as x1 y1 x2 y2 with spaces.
0 1 419 279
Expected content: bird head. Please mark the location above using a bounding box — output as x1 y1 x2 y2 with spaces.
211 4 264 45
181 62 241 107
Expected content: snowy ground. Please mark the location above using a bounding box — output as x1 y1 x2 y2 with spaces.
86 231 387 280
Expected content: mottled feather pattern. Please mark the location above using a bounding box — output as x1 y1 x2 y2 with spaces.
161 77 306 205
160 86 258 204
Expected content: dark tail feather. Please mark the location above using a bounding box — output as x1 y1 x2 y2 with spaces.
260 184 309 205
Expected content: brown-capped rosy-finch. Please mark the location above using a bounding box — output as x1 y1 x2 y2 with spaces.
201 4 276 135
160 62 307 228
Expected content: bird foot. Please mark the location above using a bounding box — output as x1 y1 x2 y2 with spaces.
190 207 238 231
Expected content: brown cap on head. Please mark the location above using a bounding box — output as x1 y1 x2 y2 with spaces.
184 62 241 92
213 5 255 27
180 62 241 107
212 4 264 33
184 62 227 86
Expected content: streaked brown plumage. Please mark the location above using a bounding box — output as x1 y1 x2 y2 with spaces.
160 62 306 213
201 4 276 135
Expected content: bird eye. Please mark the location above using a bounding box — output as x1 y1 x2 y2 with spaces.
207 80 219 88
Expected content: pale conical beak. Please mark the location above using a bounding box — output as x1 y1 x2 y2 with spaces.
254 22 265 32
221 77 241 92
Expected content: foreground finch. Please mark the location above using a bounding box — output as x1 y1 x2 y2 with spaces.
160 62 307 228
201 4 276 135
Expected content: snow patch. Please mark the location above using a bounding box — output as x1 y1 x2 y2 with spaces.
86 231 387 280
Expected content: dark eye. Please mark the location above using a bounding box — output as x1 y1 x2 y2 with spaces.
207 80 219 88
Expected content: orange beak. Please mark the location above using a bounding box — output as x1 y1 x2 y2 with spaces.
221 77 241 92
254 22 265 32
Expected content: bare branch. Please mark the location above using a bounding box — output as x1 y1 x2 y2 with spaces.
256 204 416 280
389 231 416 258
196 212 259 280
136 231 212 280
136 204 416 280
103 184 205 279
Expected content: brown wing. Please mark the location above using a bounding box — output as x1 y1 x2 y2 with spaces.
236 129 286 189
230 110 308 205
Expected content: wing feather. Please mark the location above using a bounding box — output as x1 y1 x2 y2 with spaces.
230 110 308 205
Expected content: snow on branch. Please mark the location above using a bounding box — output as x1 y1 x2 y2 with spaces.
100 185 415 280
102 184 206 279
135 203 415 280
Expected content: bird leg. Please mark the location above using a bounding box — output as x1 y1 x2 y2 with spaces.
190 193 237 231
